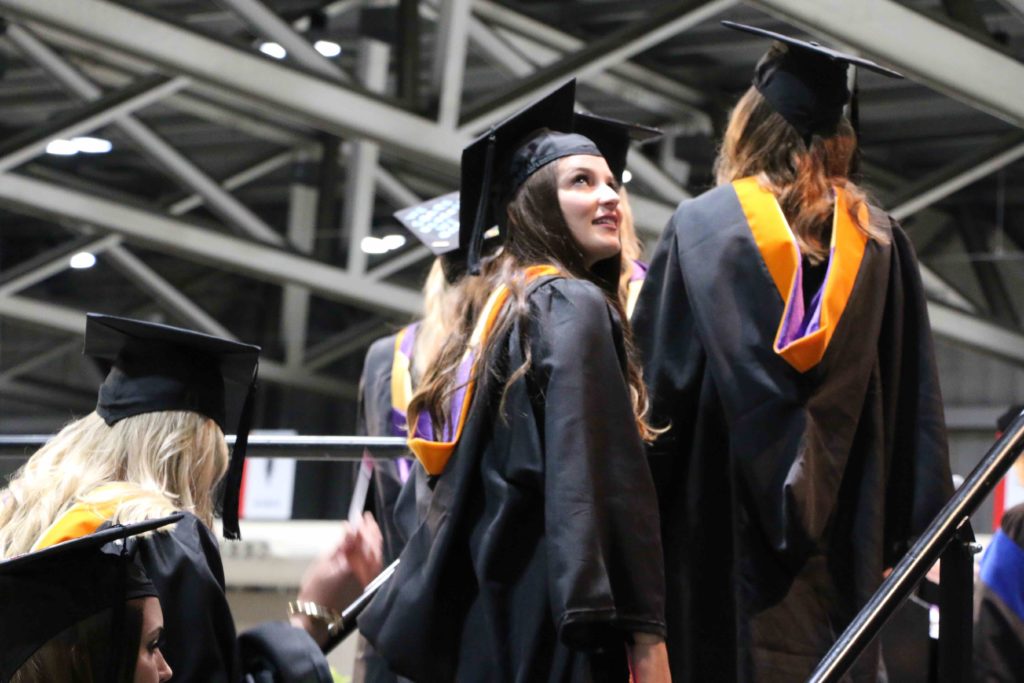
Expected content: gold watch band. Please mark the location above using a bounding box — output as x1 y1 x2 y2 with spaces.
288 600 343 636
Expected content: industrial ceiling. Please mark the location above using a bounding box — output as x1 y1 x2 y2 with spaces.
0 0 1022 437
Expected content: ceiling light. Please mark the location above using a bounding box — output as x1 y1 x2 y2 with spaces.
314 40 341 58
71 136 112 154
46 139 78 156
381 234 406 250
360 236 389 254
69 252 96 269
622 170 633 184
259 42 287 59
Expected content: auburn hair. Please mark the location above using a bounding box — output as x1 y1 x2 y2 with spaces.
714 71 889 264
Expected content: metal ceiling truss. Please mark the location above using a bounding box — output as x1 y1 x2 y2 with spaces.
0 295 357 397
0 0 1021 424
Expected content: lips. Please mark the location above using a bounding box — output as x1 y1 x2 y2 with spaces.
592 214 620 229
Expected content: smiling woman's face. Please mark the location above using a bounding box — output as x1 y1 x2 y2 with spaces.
555 154 622 267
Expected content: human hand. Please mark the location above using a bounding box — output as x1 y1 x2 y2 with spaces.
342 512 383 588
629 636 671 683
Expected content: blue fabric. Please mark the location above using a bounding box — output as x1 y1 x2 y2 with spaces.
981 529 1024 624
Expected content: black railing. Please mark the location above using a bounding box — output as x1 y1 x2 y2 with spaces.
0 434 410 461
809 410 1024 682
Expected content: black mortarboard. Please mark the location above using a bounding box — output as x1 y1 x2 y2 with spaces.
393 191 461 255
457 80 579 276
722 21 903 143
84 314 260 540
0 513 183 683
572 113 661 183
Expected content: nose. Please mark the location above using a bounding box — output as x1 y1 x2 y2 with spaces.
597 182 620 207
157 650 173 682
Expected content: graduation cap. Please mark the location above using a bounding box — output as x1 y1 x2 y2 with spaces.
452 79 661 277
0 513 183 682
84 313 260 540
572 112 661 183
722 21 903 143
393 191 461 255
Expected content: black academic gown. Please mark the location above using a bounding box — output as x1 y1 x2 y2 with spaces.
359 277 666 683
974 504 1024 682
131 512 331 683
355 334 429 683
632 184 953 683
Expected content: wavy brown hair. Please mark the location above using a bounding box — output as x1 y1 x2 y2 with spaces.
409 155 657 443
714 58 889 264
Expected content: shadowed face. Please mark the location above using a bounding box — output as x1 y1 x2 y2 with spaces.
133 597 172 683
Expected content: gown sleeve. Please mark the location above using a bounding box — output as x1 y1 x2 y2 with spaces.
879 225 954 564
530 279 667 648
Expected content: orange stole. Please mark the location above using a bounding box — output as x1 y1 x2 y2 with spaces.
732 176 868 373
408 265 561 476
30 484 133 551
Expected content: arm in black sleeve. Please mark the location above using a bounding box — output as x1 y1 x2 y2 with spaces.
530 279 666 649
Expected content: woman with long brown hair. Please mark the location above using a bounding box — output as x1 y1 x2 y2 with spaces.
358 81 669 682
632 24 953 683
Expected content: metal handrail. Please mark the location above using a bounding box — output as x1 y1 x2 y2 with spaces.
809 410 1024 682
0 434 410 461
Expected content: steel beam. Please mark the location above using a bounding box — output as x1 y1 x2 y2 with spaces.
890 133 1024 222
367 246 433 282
344 39 390 276
459 0 734 133
0 379 95 411
305 317 393 372
749 0 1024 129
0 295 356 397
489 25 710 129
929 301 1024 367
471 0 707 109
282 155 319 367
0 173 424 317
0 340 80 385
431 0 472 128
0 0 468 167
169 149 301 216
6 23 285 246
0 234 120 297
104 246 236 338
0 74 185 173
215 0 350 83
953 209 1019 328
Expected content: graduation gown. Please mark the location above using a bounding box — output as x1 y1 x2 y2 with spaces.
359 277 666 683
355 332 431 683
974 503 1024 681
632 180 953 682
31 492 331 683
357 330 433 561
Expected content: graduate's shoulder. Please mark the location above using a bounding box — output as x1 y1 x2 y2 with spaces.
364 331 400 367
663 184 745 243
527 276 616 331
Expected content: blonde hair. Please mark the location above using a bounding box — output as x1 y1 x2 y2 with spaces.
617 186 644 307
0 410 228 558
714 77 889 264
411 258 460 383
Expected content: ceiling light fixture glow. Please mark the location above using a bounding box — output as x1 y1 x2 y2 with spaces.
46 139 78 156
72 136 113 154
314 40 342 58
69 252 97 269
259 42 287 59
